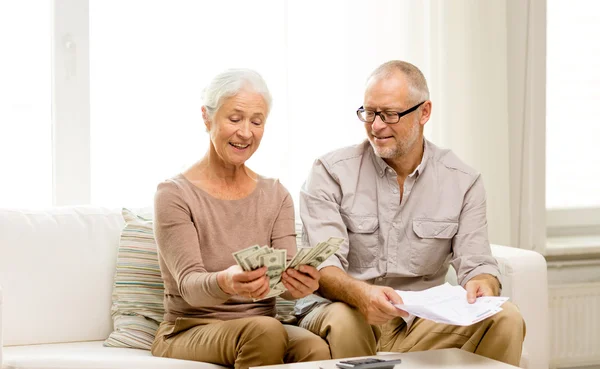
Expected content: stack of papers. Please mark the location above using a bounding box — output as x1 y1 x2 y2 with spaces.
393 283 508 326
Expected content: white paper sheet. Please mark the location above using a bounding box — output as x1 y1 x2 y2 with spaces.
393 283 508 326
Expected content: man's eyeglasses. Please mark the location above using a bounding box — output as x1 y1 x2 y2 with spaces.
356 101 425 124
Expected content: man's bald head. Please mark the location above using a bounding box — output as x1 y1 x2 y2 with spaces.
367 60 430 104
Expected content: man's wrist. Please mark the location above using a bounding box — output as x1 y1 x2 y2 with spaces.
470 273 501 296
349 278 371 310
490 274 501 295
319 266 368 309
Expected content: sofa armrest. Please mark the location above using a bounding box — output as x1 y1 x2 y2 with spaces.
491 244 548 369
1 284 3 368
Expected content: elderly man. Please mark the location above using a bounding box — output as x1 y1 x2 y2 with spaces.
295 60 525 366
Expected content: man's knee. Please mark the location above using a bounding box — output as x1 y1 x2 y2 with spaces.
318 302 377 357
494 302 526 337
324 302 370 331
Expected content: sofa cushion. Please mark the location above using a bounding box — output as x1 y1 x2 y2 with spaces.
0 207 124 345
2 341 227 369
105 209 164 350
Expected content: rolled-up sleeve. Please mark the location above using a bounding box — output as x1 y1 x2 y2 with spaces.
300 159 349 271
450 175 501 287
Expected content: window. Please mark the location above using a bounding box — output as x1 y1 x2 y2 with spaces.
88 0 430 208
89 1 288 208
0 1 52 208
546 0 600 235
2 0 431 209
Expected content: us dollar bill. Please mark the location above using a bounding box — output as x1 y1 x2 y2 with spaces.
286 247 311 269
232 245 261 271
296 237 344 269
253 283 285 301
232 237 344 300
259 249 286 288
302 243 339 268
244 246 272 270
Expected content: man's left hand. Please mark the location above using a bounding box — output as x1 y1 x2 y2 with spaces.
465 274 500 303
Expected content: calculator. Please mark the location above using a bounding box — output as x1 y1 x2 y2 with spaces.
335 358 402 369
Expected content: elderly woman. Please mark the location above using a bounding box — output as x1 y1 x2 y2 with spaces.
151 69 330 368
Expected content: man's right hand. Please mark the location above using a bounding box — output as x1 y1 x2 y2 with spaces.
357 285 409 325
217 265 270 300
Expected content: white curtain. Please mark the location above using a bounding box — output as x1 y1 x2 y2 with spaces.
427 0 546 251
506 0 546 253
428 1 512 247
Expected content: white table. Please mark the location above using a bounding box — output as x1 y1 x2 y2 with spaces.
251 349 519 369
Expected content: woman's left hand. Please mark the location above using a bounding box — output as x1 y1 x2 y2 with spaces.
281 265 320 299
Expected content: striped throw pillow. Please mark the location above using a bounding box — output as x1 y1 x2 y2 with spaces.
104 208 164 350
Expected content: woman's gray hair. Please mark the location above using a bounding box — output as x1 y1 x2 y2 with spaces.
202 68 272 119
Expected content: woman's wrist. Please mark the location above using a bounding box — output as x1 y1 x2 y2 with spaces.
216 270 234 295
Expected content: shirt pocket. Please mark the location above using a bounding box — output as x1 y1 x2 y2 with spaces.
409 219 457 275
342 213 380 269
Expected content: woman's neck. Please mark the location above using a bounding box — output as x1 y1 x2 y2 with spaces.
183 149 257 200
199 155 254 185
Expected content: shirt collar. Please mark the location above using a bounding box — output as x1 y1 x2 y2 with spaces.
370 138 431 178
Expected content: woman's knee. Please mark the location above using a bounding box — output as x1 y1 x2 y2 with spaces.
238 317 288 365
292 334 332 362
242 316 288 344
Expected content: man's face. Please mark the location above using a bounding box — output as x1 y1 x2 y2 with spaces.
363 72 422 159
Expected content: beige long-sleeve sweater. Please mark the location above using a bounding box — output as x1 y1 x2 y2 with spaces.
153 174 296 322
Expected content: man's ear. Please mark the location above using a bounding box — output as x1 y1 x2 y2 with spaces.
201 106 211 132
419 100 432 127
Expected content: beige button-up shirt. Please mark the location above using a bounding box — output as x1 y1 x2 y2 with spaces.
296 139 500 315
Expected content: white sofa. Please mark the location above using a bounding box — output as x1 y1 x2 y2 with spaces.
0 207 548 369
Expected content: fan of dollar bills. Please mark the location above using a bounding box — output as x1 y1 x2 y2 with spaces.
232 237 344 301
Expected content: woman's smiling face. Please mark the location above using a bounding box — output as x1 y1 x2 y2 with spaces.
204 88 268 167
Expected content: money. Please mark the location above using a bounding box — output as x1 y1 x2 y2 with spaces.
254 283 286 301
232 245 261 271
232 245 287 300
302 243 339 268
231 236 345 301
296 237 344 269
286 247 312 269
245 246 272 270
259 249 286 288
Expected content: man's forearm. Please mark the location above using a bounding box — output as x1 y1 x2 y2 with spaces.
318 266 368 309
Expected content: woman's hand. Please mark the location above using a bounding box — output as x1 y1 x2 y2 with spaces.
217 265 270 300
281 265 320 299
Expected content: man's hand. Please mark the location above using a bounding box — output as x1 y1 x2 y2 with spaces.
357 285 408 325
281 265 320 299
465 274 500 303
217 265 270 300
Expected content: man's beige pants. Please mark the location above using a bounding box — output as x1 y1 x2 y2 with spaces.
298 301 526 367
151 316 330 369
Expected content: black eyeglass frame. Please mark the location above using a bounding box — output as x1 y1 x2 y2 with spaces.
356 101 426 124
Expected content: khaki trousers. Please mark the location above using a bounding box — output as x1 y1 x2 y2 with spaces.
151 316 331 369
298 301 526 367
